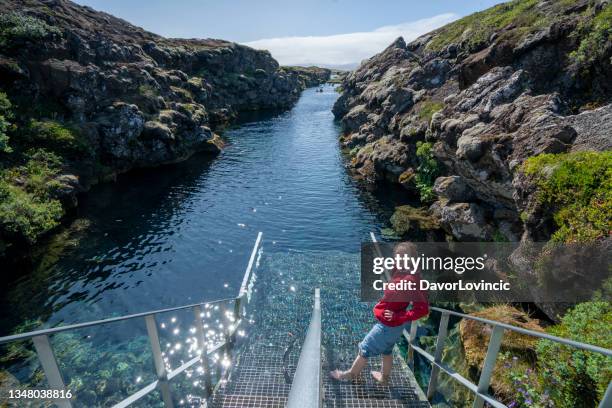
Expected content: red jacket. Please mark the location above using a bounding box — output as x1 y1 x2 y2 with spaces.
373 271 429 327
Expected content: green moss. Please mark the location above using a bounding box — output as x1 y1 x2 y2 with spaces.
390 205 439 235
570 3 612 65
0 149 64 244
522 150 612 243
427 0 548 52
0 12 61 49
418 101 444 123
536 302 612 407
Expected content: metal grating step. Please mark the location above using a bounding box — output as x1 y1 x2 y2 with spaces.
325 398 430 408
209 394 287 408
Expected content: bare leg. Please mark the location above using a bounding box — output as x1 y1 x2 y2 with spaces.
371 354 392 385
330 354 367 380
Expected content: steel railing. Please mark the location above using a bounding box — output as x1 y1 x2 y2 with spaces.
0 232 263 408
286 288 322 408
370 232 612 408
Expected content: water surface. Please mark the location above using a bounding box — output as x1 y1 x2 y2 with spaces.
1 86 401 333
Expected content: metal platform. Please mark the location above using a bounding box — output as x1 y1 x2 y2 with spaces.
210 249 429 408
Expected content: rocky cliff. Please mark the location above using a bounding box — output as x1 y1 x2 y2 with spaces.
0 0 329 252
334 0 611 244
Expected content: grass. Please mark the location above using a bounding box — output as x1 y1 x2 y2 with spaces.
570 3 612 65
522 150 612 243
426 0 548 52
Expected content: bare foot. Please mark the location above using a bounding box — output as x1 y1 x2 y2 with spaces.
371 371 389 385
329 370 353 381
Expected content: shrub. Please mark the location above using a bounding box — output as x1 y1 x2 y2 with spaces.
536 302 612 407
415 141 440 203
22 120 89 158
0 149 64 243
0 12 61 49
522 150 612 243
0 91 12 153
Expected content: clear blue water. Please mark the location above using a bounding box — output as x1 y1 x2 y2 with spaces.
1 86 402 334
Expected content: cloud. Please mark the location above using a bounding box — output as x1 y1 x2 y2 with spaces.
243 13 458 69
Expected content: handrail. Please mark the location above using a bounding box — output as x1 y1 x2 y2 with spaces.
0 232 264 408
286 288 322 408
0 297 235 344
370 232 612 408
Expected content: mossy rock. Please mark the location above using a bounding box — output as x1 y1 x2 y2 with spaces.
207 133 225 151
522 150 612 243
390 205 439 235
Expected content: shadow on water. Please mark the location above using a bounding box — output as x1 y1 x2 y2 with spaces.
0 151 219 332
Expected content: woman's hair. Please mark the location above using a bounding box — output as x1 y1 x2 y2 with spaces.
394 242 417 258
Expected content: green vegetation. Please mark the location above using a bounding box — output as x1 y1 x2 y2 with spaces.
460 304 611 407
0 12 61 49
414 141 440 203
417 101 444 123
0 149 64 243
22 120 89 158
522 150 612 243
536 302 612 407
426 0 548 51
0 92 87 249
570 3 612 65
0 91 13 153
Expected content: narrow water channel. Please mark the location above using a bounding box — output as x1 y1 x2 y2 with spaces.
1 86 403 336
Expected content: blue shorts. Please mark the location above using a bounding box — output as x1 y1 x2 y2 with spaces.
358 322 408 358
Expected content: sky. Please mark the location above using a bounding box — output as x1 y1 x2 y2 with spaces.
74 0 506 68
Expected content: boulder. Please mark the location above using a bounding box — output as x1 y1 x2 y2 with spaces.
433 176 475 202
430 202 491 240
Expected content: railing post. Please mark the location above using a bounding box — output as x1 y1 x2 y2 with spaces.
407 320 418 371
598 380 612 408
472 325 504 408
145 315 174 408
32 335 73 408
193 305 212 396
221 304 233 353
427 312 449 400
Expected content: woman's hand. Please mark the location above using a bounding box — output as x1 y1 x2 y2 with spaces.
383 309 394 321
